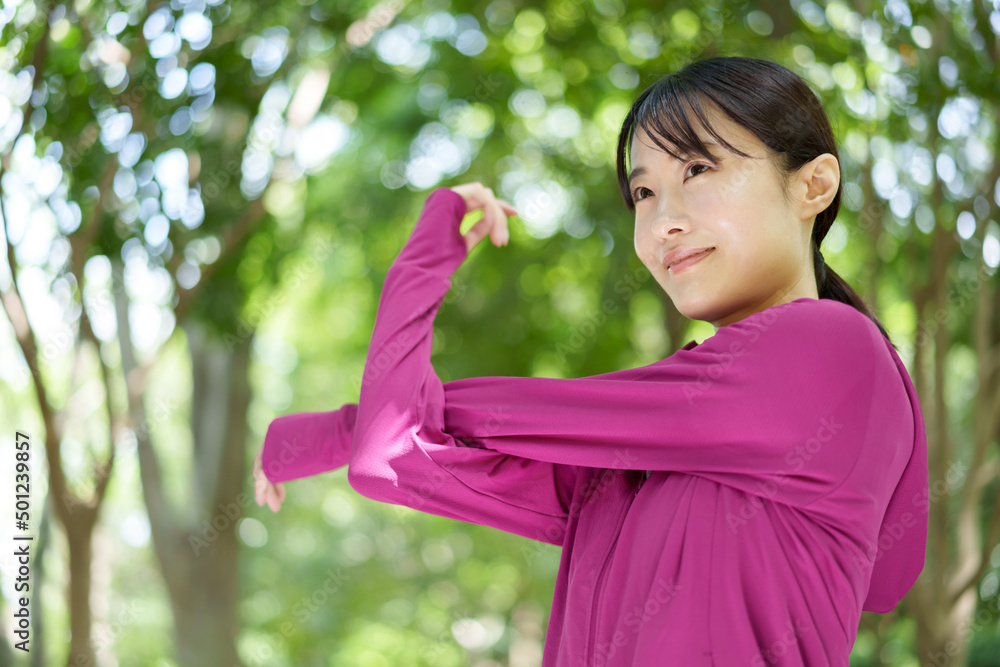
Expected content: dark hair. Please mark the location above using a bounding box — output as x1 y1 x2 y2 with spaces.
615 56 896 350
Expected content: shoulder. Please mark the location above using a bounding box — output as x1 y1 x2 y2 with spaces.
706 297 889 373
666 298 898 416
772 297 882 341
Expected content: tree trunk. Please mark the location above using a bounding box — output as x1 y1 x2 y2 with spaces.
914 599 974 667
168 319 250 667
65 516 96 666
113 260 252 666
29 495 51 667
170 550 242 667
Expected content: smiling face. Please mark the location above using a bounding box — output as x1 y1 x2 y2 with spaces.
628 100 839 331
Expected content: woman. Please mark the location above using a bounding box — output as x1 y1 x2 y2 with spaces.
254 56 927 665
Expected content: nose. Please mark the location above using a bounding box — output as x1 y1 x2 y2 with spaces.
650 212 690 242
646 188 690 240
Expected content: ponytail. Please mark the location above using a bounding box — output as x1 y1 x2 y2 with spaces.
814 242 897 351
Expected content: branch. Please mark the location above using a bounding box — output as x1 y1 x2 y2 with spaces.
68 161 115 291
948 462 1000 606
971 0 999 67
112 257 179 568
80 307 117 507
0 167 70 518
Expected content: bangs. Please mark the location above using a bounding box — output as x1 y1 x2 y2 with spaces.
616 63 792 212
631 84 753 166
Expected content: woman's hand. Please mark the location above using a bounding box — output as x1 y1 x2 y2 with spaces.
448 182 518 254
253 449 286 512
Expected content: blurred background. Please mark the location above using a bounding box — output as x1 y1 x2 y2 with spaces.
0 0 998 665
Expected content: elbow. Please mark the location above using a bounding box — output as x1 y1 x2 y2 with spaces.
347 461 397 504
346 464 379 500
347 431 415 506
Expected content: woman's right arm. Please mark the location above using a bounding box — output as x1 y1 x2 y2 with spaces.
258 400 584 546
258 186 586 546
260 404 358 484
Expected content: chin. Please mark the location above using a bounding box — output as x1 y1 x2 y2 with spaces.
670 294 725 323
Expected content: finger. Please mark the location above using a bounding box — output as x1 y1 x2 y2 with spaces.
481 188 502 247
253 453 264 506
463 211 488 253
276 483 286 501
493 196 508 246
483 187 495 243
499 200 519 217
254 473 265 506
489 192 500 245
267 485 280 512
464 196 493 252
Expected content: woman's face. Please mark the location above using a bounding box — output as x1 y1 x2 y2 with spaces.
628 105 838 331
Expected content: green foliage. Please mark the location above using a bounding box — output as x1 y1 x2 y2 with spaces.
2 0 998 663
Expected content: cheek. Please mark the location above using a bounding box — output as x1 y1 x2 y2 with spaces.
633 223 654 264
715 164 758 204
727 238 783 278
709 223 757 277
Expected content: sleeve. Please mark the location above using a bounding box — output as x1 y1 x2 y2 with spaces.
440 298 886 508
262 399 582 546
346 187 584 546
265 294 879 512
260 404 358 484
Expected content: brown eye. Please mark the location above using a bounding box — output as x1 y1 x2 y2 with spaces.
633 186 652 201
686 163 711 178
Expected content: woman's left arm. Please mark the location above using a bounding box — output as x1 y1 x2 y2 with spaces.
348 185 908 515
345 186 585 546
441 297 908 509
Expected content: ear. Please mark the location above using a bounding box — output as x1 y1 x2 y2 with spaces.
794 153 840 221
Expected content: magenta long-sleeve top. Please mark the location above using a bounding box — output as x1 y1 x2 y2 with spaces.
261 187 928 666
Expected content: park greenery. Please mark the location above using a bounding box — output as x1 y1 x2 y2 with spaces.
0 0 999 665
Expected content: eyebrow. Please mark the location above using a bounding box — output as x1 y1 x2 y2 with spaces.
629 139 721 187
628 166 648 187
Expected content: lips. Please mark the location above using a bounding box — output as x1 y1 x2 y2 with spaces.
665 247 714 274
